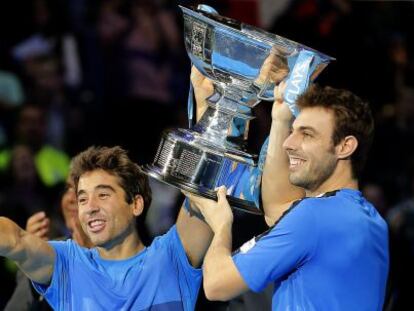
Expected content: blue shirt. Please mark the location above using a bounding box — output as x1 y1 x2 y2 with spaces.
233 189 389 311
33 226 201 311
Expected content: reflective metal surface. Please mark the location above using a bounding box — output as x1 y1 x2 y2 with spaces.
142 5 334 214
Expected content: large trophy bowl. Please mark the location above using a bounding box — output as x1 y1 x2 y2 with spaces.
142 5 334 214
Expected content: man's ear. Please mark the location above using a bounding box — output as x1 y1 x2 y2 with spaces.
132 195 144 217
336 135 358 159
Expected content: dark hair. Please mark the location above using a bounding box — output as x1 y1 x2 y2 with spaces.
70 146 152 209
296 85 374 178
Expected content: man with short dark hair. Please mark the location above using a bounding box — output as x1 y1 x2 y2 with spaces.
0 145 212 310
187 82 389 310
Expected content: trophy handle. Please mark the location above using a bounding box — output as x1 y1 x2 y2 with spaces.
256 79 275 102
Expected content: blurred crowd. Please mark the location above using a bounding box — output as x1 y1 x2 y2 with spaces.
0 0 413 310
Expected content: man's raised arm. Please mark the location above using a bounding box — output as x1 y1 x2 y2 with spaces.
261 83 305 225
176 66 214 268
0 217 55 284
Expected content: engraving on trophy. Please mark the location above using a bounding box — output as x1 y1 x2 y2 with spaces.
191 22 207 60
176 149 202 178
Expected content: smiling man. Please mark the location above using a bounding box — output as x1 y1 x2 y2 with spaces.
0 146 212 310
186 83 389 310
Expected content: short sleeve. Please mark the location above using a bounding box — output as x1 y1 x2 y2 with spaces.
168 225 201 273
233 202 317 292
32 240 72 309
163 226 202 302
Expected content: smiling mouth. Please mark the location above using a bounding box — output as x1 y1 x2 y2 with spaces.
289 156 306 169
88 219 106 233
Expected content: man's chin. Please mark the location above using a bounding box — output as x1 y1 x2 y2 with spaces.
88 233 109 246
289 174 309 189
289 173 302 186
91 239 108 248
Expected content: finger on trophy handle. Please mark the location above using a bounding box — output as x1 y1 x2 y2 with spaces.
255 53 283 86
270 46 289 66
270 69 289 85
256 51 289 100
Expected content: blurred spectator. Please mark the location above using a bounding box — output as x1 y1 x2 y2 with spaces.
0 70 25 146
0 105 70 188
13 35 84 152
4 0 85 152
0 70 25 108
100 0 188 163
121 0 182 103
0 144 60 229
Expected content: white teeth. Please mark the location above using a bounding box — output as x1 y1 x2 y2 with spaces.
289 157 304 167
291 159 300 165
89 220 104 228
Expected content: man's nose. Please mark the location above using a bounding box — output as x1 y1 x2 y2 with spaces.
85 196 100 214
283 132 297 151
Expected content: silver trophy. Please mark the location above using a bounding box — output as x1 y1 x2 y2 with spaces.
142 5 334 214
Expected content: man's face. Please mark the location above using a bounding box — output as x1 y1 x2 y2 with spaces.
283 107 338 192
77 169 138 248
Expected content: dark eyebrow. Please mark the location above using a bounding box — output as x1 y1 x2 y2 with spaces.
77 184 116 197
95 184 116 192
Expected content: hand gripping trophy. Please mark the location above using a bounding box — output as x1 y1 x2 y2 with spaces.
142 5 334 214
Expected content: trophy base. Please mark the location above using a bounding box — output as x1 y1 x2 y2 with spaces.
142 129 263 216
142 165 262 215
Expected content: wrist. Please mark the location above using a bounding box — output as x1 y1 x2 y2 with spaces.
271 115 294 126
210 222 233 253
0 218 19 255
272 104 295 122
212 220 232 235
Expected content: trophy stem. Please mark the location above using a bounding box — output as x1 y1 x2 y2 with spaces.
192 90 254 152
